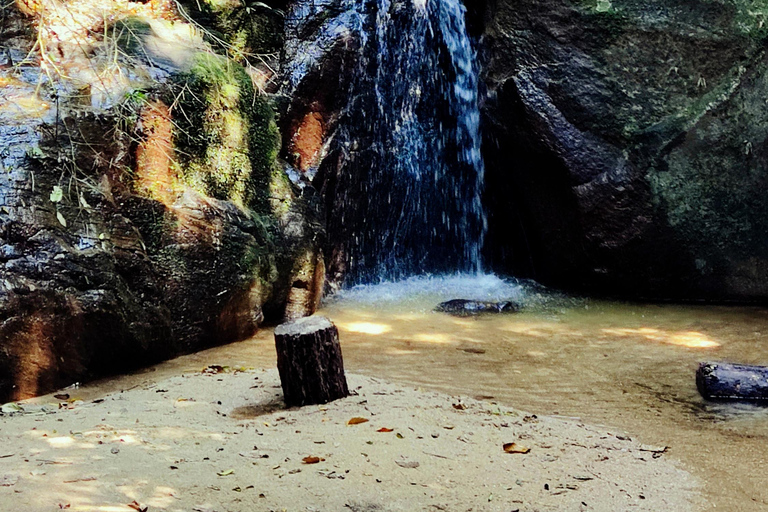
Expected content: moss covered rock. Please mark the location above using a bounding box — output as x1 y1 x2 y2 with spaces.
166 52 279 211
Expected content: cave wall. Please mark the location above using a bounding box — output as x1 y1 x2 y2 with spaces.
480 0 768 301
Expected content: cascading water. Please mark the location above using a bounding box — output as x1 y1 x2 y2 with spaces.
284 0 487 285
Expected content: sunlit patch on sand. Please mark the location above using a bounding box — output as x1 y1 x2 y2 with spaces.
339 322 392 335
602 327 720 349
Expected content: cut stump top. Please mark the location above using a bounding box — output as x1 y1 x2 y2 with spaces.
274 315 334 337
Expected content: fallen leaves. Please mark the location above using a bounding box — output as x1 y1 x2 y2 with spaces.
216 469 234 476
377 427 394 432
302 456 325 464
347 417 369 425
503 443 531 454
53 394 70 401
127 501 148 512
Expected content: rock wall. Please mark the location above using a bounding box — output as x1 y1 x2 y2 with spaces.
0 0 323 401
480 0 768 301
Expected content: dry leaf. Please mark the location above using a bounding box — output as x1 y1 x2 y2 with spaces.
127 501 147 512
452 403 467 410
63 477 96 483
458 347 486 354
217 469 234 476
302 456 325 464
202 365 228 374
347 417 369 425
377 428 394 433
503 442 531 454
53 394 69 401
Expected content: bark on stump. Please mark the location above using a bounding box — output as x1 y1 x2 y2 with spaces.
274 315 349 407
696 362 768 400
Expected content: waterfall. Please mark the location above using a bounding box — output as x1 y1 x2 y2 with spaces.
285 0 486 285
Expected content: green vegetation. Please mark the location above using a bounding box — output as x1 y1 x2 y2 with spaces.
165 52 279 212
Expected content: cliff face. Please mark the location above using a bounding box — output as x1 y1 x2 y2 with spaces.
0 0 323 401
277 0 768 301
480 0 768 300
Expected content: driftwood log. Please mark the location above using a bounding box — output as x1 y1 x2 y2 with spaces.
696 362 768 400
274 315 349 407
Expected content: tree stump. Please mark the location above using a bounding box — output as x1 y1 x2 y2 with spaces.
696 362 768 400
274 315 349 407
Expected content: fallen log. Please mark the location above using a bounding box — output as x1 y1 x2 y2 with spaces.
274 315 349 407
696 362 768 401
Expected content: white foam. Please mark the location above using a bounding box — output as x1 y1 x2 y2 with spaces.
329 273 527 305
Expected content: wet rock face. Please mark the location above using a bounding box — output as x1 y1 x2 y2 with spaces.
481 0 768 300
0 2 324 401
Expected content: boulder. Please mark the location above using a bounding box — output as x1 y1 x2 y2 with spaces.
435 299 520 316
481 0 768 301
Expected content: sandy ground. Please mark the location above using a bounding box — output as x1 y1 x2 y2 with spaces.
0 368 702 512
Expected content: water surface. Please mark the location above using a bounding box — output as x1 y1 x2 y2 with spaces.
318 275 768 511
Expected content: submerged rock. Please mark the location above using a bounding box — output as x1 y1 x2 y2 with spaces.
435 299 521 316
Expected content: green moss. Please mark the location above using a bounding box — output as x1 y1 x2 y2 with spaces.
165 52 279 211
730 0 768 38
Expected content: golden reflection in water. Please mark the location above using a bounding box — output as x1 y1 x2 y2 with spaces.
450 318 476 327
602 327 721 349
411 333 452 344
498 321 584 338
338 321 392 335
386 348 420 355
